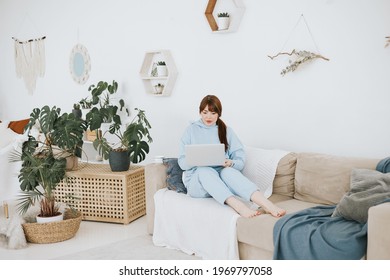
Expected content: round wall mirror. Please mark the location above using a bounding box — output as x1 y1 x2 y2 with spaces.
69 44 91 84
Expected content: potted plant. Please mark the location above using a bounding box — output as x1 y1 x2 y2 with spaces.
93 108 153 171
154 83 164 95
156 61 168 77
72 103 82 119
14 105 87 222
217 12 230 30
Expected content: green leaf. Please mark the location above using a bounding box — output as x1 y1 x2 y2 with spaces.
51 112 87 153
128 140 149 163
93 138 111 160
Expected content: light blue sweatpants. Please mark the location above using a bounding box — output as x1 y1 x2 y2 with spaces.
185 166 258 205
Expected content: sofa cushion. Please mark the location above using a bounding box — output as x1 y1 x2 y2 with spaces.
272 152 297 198
376 157 390 173
242 147 290 198
294 153 380 205
332 169 390 223
162 157 186 194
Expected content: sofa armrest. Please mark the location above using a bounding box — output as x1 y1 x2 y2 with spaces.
145 163 167 235
367 202 390 259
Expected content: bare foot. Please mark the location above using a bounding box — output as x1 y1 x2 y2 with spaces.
225 196 261 218
250 191 286 218
239 208 261 218
262 206 286 218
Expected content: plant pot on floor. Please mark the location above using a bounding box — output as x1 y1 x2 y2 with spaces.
109 150 130 172
36 212 64 224
22 209 82 244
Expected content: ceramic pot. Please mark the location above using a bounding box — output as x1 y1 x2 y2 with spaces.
157 65 168 77
66 155 79 170
72 109 82 119
154 84 164 94
218 17 230 30
109 150 130 172
81 108 90 120
36 212 64 224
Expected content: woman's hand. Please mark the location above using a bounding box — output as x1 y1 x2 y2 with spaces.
223 159 233 168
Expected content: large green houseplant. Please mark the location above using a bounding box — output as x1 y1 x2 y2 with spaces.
16 105 87 220
84 80 152 171
93 108 153 171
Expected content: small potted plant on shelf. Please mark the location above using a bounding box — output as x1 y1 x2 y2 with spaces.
92 108 153 171
72 103 82 119
154 83 164 95
13 105 86 223
156 61 168 77
217 12 230 30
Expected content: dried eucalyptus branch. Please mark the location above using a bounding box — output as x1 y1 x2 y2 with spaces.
268 49 329 76
385 36 390 48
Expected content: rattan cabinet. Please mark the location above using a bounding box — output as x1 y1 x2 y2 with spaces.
55 163 145 224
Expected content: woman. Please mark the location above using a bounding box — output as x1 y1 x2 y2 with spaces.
178 95 286 218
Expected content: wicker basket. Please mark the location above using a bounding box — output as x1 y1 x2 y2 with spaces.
22 210 82 244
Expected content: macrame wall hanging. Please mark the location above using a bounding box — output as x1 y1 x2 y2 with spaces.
268 14 329 76
12 36 46 95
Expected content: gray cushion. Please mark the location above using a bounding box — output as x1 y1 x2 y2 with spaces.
332 169 390 223
163 157 186 194
376 157 390 173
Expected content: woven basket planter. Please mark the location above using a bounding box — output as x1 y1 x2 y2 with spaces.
22 209 82 244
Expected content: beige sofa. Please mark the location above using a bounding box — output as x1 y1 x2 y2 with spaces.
145 151 390 260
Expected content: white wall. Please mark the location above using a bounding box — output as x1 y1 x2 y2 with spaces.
1 0 389 162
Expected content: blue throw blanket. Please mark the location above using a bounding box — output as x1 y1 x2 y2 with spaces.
273 205 367 260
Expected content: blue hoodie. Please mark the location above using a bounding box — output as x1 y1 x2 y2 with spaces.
178 119 246 185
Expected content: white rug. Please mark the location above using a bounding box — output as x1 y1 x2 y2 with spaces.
56 235 201 260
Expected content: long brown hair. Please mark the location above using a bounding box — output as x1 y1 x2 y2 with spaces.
199 95 228 151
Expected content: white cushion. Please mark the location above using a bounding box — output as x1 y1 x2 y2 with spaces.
242 146 290 198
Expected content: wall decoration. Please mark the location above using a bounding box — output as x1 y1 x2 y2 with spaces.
69 44 91 85
268 50 329 76
385 36 390 48
268 14 329 76
13 36 46 95
204 0 245 33
139 50 178 97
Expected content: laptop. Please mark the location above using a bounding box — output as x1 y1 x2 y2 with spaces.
185 144 225 166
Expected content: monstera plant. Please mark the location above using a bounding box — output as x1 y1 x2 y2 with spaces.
93 108 153 171
83 80 152 171
16 105 86 220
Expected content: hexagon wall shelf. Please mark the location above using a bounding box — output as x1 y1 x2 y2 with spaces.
139 50 178 97
205 0 245 33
